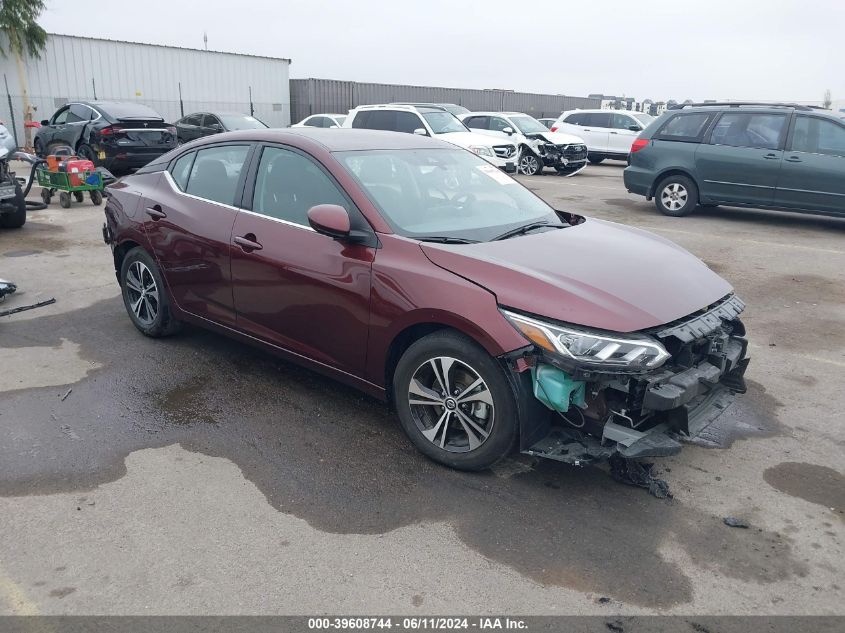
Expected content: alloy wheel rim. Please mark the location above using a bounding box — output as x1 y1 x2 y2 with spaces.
519 154 539 175
407 356 495 453
661 183 688 211
124 261 159 326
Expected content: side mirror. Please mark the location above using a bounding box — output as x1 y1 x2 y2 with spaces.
307 204 351 239
41 119 50 126
502 126 514 135
628 125 641 132
413 128 428 136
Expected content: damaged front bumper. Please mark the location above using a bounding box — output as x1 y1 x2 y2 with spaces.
505 294 750 465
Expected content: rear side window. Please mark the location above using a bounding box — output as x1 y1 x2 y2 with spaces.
170 152 195 191
563 112 589 125
464 116 489 129
656 113 712 141
585 112 611 128
709 113 786 150
185 145 250 206
791 116 845 157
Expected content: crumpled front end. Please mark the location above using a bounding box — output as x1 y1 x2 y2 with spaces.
504 294 750 465
525 133 588 175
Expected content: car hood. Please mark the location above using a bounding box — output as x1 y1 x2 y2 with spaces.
420 218 733 333
436 131 504 149
524 130 585 145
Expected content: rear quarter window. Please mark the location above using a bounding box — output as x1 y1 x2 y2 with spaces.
655 113 713 142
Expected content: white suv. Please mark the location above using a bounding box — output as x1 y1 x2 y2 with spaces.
344 104 517 172
460 112 588 176
551 109 655 163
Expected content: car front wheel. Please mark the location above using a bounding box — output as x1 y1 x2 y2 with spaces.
655 174 698 217
120 247 180 337
518 151 543 176
392 331 518 471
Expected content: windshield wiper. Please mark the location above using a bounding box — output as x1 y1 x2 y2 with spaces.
491 221 564 241
416 236 479 244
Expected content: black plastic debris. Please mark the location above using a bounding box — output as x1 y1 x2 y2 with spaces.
609 455 672 499
723 516 750 528
0 297 56 317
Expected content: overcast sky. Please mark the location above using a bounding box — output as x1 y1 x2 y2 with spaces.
39 0 841 103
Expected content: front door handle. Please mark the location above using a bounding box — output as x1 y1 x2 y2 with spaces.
785 156 803 163
145 205 167 219
610 131 619 135
763 153 779 160
233 234 263 252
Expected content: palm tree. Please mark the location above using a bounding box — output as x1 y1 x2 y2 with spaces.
0 0 47 149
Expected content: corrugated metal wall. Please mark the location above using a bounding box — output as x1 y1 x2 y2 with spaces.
290 78 599 123
0 34 291 145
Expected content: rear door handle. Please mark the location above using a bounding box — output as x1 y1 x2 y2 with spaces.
763 153 780 160
785 156 803 163
145 205 167 219
610 131 618 135
233 234 263 252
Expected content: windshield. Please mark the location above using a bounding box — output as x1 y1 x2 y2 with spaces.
510 115 549 135
421 112 468 134
336 148 562 242
631 112 655 126
440 104 470 116
219 114 268 130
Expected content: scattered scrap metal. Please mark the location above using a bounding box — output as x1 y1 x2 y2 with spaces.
0 278 56 317
723 516 750 528
609 454 672 499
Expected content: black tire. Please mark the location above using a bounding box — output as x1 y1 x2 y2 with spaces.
90 190 103 206
119 247 181 338
518 151 543 176
392 330 518 471
73 191 84 203
654 174 698 217
40 188 52 205
588 155 605 165
76 143 99 167
0 185 27 229
59 191 71 208
33 137 45 158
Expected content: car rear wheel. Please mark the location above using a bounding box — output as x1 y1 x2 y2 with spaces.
0 184 27 229
655 175 698 217
77 144 99 167
518 151 542 176
33 137 44 157
120 247 181 338
392 331 518 471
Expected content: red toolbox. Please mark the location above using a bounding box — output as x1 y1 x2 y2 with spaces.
59 158 96 187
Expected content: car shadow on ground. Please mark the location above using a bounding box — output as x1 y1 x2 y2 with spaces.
0 298 809 609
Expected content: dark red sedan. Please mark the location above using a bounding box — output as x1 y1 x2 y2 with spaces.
102 128 749 471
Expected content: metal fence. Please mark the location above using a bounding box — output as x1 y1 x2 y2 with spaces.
290 78 600 123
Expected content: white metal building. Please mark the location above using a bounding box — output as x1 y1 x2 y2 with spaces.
0 33 291 145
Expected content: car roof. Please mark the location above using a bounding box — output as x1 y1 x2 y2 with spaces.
184 127 459 151
462 112 528 117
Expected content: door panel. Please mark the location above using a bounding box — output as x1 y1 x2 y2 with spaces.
230 145 375 375
695 112 787 205
142 145 251 326
608 113 640 154
774 115 845 214
581 113 611 152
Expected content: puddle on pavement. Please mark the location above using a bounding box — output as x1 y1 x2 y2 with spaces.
764 462 845 521
0 298 812 609
3 249 42 257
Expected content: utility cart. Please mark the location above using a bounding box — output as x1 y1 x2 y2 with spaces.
35 148 107 208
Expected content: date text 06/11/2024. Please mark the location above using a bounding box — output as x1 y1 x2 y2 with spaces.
307 617 529 630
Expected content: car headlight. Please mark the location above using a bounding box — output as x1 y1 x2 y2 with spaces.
502 309 671 370
469 145 494 157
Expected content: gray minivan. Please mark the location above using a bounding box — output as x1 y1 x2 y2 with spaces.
623 103 845 217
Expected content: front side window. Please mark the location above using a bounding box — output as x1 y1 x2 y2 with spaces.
185 145 250 206
337 148 561 242
202 114 222 129
170 152 196 191
791 116 845 157
52 107 70 125
332 116 346 127
219 114 267 130
182 114 202 126
488 117 512 132
421 111 466 134
611 113 637 130
304 116 326 127
252 147 348 227
709 113 786 150
395 111 424 134
657 113 711 140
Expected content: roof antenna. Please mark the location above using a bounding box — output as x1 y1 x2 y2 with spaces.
203 31 208 50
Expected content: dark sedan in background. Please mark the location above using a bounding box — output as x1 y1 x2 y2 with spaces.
174 112 268 144
35 101 177 174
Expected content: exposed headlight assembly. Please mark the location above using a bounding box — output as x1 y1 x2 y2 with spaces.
502 309 671 370
469 145 494 157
